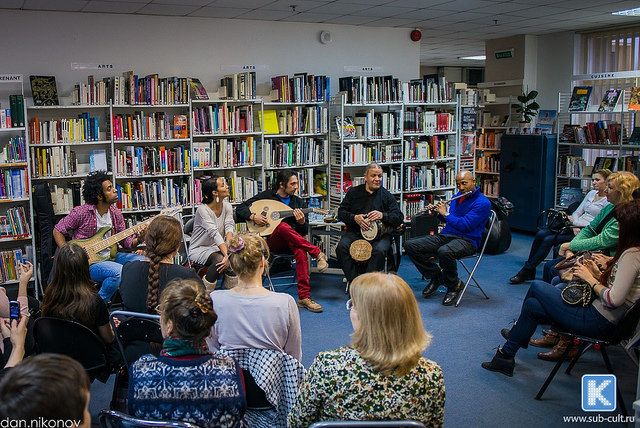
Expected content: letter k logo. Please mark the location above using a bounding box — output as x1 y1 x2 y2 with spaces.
582 374 616 412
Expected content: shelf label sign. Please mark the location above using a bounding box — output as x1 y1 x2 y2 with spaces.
71 63 129 70
494 49 514 59
573 71 640 80
221 64 269 72
0 74 22 83
344 66 384 73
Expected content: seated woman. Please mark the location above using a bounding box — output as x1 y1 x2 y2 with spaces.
128 279 246 427
189 176 236 290
482 199 640 377
42 243 115 346
120 215 201 313
510 169 612 284
0 262 32 369
287 272 445 428
206 233 302 362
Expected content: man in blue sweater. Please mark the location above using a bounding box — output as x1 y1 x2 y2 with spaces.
404 170 491 305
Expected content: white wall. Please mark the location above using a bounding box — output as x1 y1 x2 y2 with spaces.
0 10 419 103
536 31 575 111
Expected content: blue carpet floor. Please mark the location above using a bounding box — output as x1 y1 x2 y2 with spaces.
90 231 638 427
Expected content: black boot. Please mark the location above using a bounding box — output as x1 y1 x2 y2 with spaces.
509 268 535 284
481 348 515 377
422 270 442 298
442 279 463 306
501 327 527 348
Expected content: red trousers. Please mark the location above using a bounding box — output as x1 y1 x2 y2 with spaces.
268 222 321 299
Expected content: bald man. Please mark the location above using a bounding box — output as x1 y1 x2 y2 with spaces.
404 171 491 306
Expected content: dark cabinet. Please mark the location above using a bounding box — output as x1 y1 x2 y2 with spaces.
500 135 557 232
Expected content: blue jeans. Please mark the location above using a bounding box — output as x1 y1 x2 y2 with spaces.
543 256 564 283
523 228 573 271
502 280 614 356
91 252 145 301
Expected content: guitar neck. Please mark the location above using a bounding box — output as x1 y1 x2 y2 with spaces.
278 208 315 217
93 216 154 252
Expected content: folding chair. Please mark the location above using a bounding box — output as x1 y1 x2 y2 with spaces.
99 409 199 428
264 252 298 291
454 210 496 307
310 421 426 427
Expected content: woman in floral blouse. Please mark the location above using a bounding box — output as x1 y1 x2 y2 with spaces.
287 272 445 427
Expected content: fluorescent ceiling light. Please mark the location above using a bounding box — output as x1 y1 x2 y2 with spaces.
612 7 640 16
459 55 486 60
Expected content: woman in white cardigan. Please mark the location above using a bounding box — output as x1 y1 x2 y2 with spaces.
189 176 236 290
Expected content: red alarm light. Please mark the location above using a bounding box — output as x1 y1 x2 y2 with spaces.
410 29 422 42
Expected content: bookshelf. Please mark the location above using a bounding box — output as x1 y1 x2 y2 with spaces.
555 72 640 208
1 75 37 296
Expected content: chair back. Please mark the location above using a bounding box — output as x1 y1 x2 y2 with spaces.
99 409 200 428
33 317 109 378
110 310 163 368
478 210 497 256
182 216 195 236
613 298 640 343
242 368 274 410
310 421 426 428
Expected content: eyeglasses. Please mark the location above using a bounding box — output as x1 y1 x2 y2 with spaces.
346 299 354 311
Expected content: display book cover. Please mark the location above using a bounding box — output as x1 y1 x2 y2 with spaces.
568 86 592 111
629 86 640 111
188 78 209 100
30 75 59 106
597 89 622 112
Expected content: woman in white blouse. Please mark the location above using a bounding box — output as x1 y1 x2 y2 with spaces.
510 169 612 284
189 176 236 290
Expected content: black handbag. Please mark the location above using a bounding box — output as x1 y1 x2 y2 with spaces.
561 280 595 307
539 208 571 233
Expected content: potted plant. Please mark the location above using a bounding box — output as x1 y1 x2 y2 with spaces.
512 89 540 124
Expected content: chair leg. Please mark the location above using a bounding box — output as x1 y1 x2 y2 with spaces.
564 341 589 375
535 340 576 400
599 346 628 416
455 259 490 307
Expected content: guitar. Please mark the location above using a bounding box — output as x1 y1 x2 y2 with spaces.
246 199 328 237
69 206 183 265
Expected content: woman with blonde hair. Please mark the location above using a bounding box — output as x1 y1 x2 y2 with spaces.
206 233 302 361
288 272 445 427
120 215 201 313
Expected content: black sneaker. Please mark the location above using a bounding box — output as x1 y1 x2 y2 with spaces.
481 348 515 377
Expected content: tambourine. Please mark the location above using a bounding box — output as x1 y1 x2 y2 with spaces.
350 239 372 262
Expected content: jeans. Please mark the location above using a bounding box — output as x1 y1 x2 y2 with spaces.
543 256 564 283
403 234 476 289
502 280 614 356
336 231 392 283
523 228 574 271
91 252 145 301
268 222 321 300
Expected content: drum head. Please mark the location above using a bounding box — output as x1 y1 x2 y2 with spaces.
361 220 379 241
350 239 372 262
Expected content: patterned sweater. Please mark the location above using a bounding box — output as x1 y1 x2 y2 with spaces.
287 347 445 428
128 353 246 428
569 204 618 255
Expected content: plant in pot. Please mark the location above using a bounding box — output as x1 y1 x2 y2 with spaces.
512 89 540 125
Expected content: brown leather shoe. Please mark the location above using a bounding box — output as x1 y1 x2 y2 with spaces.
529 331 561 348
297 298 323 313
537 335 579 361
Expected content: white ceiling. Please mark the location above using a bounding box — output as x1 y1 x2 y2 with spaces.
2 0 640 66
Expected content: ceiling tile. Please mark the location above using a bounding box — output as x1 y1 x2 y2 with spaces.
24 0 88 11
235 9 294 20
469 2 536 14
263 0 330 12
151 0 213 5
0 0 26 8
586 0 640 13
212 0 272 7
188 6 251 18
428 0 498 12
323 15 380 24
392 8 457 20
136 3 200 15
82 1 145 13
357 5 415 17
304 2 372 14
281 12 341 22
382 0 450 7
336 0 391 5
506 5 581 19
365 17 421 26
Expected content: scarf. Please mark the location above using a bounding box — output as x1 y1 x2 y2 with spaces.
160 337 211 357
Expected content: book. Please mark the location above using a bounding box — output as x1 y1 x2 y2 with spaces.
598 89 622 112
628 127 640 145
537 109 556 132
29 75 59 106
173 115 188 138
188 78 208 100
260 110 279 135
629 86 640 111
568 86 592 111
593 156 616 171
89 149 107 172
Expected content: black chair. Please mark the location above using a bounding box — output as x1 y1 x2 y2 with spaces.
265 252 298 291
33 317 110 382
99 409 200 428
242 368 275 411
535 299 640 416
310 421 426 427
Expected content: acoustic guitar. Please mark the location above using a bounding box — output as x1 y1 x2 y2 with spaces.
69 206 182 265
246 199 328 237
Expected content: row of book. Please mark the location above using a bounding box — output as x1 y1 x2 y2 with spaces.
340 143 402 165
476 154 501 173
477 130 502 149
264 138 325 168
0 95 25 129
265 168 324 198
402 193 447 220
0 248 28 282
29 114 101 144
114 145 191 177
192 138 257 169
50 182 83 215
0 168 28 200
195 173 261 204
30 147 77 177
262 106 328 135
270 74 330 103
0 136 27 163
404 110 454 134
479 177 499 197
116 178 192 211
557 155 586 178
382 169 401 193
219 72 257 100
192 104 254 135
402 75 457 104
352 110 401 139
338 75 403 104
404 136 452 161
560 122 621 145
0 206 30 238
568 86 640 112
112 112 188 141
405 164 455 191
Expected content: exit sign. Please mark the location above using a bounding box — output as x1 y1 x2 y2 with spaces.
495 49 514 59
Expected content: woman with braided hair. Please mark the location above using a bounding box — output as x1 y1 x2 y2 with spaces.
128 279 246 427
120 215 202 313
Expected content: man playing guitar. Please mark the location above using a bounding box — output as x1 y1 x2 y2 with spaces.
235 169 328 313
335 163 404 287
53 171 145 302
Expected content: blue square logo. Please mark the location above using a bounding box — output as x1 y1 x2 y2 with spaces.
581 374 616 412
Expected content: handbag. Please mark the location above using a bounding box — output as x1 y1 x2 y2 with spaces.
539 208 571 233
555 250 592 281
561 280 595 307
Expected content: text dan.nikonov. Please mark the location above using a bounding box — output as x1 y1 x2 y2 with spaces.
0 418 83 428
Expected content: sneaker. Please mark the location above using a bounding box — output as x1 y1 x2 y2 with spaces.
481 348 515 377
298 297 323 313
316 252 328 273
